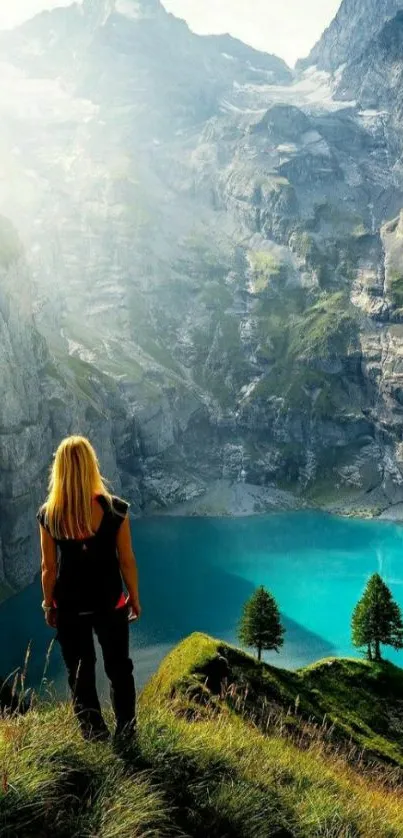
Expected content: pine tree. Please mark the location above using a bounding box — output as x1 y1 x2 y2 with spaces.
238 586 285 661
351 573 403 662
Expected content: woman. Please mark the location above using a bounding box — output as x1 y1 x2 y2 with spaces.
37 435 141 743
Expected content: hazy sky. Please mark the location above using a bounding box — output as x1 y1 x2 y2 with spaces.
0 0 72 28
0 0 342 65
163 0 341 65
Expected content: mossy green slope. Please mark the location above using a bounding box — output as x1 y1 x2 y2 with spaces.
143 632 403 769
3 633 403 838
139 633 403 836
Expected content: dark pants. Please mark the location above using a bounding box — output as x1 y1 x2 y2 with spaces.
56 606 136 737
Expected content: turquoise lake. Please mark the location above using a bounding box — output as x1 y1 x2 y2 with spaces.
1 511 403 698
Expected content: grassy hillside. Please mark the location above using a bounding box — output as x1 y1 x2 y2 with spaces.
144 632 403 766
2 633 403 837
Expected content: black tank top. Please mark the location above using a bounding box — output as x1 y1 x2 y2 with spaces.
36 494 129 613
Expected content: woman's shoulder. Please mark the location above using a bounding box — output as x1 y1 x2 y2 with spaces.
36 502 49 531
109 494 130 517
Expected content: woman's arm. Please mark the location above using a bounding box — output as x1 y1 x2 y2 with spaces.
116 515 141 619
39 524 58 627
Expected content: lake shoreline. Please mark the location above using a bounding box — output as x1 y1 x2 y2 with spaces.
152 479 403 524
2 485 402 609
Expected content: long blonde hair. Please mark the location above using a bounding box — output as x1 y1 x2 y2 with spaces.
40 435 117 540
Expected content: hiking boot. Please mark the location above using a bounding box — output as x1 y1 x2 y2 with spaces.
112 721 138 755
81 722 110 743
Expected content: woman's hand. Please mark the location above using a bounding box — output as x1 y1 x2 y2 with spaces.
126 594 142 622
117 517 141 622
45 608 57 629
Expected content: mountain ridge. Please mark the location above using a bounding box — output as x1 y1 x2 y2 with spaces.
2 0 403 593
145 632 403 769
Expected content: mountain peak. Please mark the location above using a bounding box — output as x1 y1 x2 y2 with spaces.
298 0 403 72
82 0 163 25
115 0 163 15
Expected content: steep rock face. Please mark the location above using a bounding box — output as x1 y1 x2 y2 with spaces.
335 11 403 112
0 218 51 592
0 217 138 593
0 0 295 534
298 0 403 73
4 0 403 595
194 101 398 501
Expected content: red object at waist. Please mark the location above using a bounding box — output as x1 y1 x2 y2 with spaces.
115 593 127 609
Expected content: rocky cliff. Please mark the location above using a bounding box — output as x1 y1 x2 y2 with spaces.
3 0 403 592
335 10 403 112
0 216 133 592
0 217 50 593
297 0 403 73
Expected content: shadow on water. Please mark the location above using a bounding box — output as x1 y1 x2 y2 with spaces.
0 513 340 694
274 613 336 665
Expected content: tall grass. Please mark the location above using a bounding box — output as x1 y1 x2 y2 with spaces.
139 693 403 837
0 703 177 838
218 680 403 791
2 634 403 837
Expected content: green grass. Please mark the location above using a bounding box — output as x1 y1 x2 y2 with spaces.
249 252 282 294
141 634 403 835
143 633 403 769
140 700 403 838
249 291 360 418
291 231 316 260
388 270 403 309
288 292 358 362
0 704 173 838
299 657 403 764
3 633 403 837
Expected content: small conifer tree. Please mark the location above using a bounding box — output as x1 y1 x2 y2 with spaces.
238 586 285 661
352 573 403 662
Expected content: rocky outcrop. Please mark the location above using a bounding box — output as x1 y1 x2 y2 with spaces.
297 0 403 73
335 10 403 113
0 217 132 592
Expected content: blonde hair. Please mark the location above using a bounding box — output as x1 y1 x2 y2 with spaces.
40 435 118 540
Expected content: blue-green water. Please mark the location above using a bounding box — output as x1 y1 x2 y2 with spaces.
1 511 403 696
